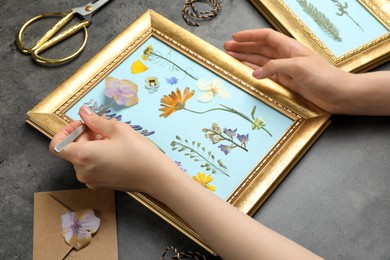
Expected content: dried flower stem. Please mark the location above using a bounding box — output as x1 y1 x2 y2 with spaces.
150 52 198 81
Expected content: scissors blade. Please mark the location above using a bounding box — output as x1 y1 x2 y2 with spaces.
72 0 112 19
53 104 111 153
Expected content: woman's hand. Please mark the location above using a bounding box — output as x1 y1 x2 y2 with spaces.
49 106 175 195
224 28 353 114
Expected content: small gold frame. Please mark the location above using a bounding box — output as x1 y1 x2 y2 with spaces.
249 0 390 72
26 10 330 255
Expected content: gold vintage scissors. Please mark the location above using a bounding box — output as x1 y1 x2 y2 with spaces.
16 0 112 65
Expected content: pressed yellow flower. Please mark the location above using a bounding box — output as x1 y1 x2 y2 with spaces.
159 87 195 117
192 172 216 192
142 44 153 60
131 60 148 74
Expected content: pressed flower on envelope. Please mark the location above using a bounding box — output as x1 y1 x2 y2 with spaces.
61 209 100 250
196 78 230 103
193 172 216 191
104 76 138 107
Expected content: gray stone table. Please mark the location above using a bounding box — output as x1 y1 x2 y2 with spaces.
1 0 389 259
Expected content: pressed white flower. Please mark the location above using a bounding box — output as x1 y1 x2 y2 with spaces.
196 78 230 103
61 209 101 250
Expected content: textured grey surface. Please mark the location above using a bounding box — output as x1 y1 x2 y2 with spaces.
1 0 389 259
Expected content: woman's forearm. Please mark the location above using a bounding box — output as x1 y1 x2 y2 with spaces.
344 71 390 115
150 162 322 260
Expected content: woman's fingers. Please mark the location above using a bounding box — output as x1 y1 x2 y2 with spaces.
229 29 311 57
226 51 271 67
48 120 83 156
79 106 116 138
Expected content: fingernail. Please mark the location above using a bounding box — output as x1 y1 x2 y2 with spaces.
80 106 93 115
252 68 263 78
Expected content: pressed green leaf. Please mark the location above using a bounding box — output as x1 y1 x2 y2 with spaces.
251 105 257 119
297 0 342 42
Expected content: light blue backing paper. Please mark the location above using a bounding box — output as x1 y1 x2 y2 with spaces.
66 37 293 200
283 0 388 57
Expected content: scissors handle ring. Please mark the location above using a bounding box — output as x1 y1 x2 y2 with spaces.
16 12 89 65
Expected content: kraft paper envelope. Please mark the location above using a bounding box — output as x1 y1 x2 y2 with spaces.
33 189 118 260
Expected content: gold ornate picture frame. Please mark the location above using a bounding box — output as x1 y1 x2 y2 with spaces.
249 0 390 72
26 10 330 254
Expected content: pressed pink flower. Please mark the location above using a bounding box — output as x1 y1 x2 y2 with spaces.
61 209 100 250
104 76 139 107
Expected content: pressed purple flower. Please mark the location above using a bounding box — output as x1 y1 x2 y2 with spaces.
237 133 249 146
223 128 237 139
175 161 182 167
61 209 100 250
144 131 155 136
175 161 187 172
166 76 178 85
218 144 232 155
104 76 139 107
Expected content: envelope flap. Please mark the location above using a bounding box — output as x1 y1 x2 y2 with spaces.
33 192 72 260
47 189 118 260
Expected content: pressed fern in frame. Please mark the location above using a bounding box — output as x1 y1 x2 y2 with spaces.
297 0 342 42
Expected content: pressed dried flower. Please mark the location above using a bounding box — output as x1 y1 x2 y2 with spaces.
104 76 139 107
193 172 216 191
61 209 100 250
196 78 230 103
131 60 148 74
